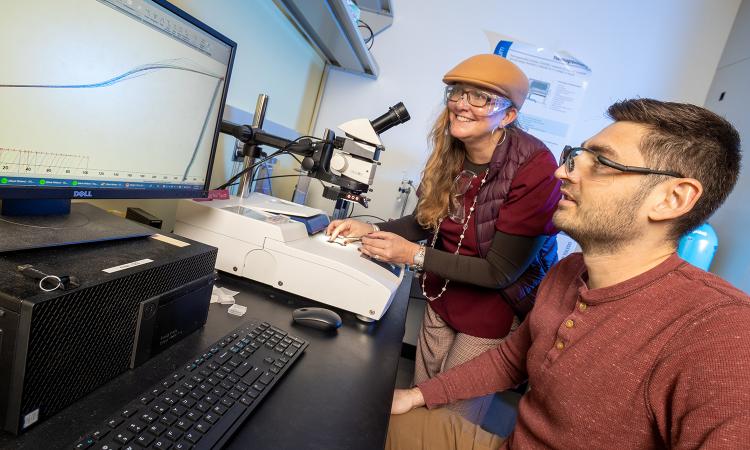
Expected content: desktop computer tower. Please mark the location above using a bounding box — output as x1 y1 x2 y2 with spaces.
0 234 218 434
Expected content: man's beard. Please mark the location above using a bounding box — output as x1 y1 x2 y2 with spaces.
553 190 647 256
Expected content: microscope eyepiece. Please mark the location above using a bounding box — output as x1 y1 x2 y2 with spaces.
370 102 410 135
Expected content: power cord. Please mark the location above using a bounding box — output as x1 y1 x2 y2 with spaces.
358 19 374 50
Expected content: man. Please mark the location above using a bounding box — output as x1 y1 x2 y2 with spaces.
387 98 750 450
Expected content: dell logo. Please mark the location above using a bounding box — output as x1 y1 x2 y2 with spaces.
73 190 93 198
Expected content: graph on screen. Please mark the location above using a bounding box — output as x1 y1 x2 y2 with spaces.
0 0 232 190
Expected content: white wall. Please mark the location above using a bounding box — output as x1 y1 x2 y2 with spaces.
704 0 750 292
306 0 741 223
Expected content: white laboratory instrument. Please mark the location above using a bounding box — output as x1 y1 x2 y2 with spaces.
174 193 403 320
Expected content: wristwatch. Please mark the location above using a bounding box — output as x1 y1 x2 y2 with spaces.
371 223 380 233
412 244 426 271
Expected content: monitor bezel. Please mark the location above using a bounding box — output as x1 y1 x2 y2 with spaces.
0 0 237 201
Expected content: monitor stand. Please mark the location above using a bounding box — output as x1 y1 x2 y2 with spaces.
0 201 155 253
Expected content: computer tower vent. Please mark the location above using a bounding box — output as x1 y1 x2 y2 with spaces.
20 249 216 423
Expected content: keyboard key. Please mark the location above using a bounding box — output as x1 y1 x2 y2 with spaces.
203 412 219 424
173 441 192 449
233 361 253 377
175 418 193 431
139 395 154 405
258 373 274 385
140 412 157 424
160 413 179 426
106 418 123 429
135 433 154 447
195 402 210 413
113 430 135 445
193 420 211 434
153 438 172 449
165 429 183 441
74 437 95 449
148 423 167 436
169 405 187 417
126 421 145 434
184 431 201 444
120 408 138 418
202 394 219 405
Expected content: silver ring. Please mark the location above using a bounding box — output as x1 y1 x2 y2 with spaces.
39 275 63 292
373 255 380 260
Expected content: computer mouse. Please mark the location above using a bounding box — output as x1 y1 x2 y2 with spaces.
292 307 342 331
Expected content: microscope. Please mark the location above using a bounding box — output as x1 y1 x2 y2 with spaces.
219 101 409 218
174 102 411 321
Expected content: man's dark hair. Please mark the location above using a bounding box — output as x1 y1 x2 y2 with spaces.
607 98 741 240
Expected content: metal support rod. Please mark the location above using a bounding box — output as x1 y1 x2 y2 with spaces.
237 94 268 197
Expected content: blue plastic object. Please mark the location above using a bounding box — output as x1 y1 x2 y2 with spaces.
288 213 330 235
677 223 718 271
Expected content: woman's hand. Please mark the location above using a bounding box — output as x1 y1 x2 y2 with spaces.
326 218 375 241
391 388 425 415
360 232 420 265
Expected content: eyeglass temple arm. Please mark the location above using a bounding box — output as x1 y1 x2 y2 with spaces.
598 156 683 178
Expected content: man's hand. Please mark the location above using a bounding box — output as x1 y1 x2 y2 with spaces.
325 218 376 241
360 232 420 265
391 388 425 415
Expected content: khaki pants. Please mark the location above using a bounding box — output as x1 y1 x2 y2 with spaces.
386 407 505 450
414 304 516 423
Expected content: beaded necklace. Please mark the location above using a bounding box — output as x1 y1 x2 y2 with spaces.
421 128 506 302
421 167 489 301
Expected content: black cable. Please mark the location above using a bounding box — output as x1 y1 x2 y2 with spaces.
351 214 387 222
215 150 284 190
357 19 374 50
215 135 328 190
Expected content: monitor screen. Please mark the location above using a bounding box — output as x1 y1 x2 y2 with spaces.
0 0 236 201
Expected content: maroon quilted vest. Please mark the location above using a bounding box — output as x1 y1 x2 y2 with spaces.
475 127 559 319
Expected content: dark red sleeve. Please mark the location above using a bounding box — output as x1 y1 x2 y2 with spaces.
496 150 560 236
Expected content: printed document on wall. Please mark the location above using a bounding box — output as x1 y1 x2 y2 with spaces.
487 34 592 152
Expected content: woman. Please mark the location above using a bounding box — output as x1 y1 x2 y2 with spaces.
326 54 560 422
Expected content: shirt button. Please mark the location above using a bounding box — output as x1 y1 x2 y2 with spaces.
578 302 588 312
565 319 575 328
555 340 565 350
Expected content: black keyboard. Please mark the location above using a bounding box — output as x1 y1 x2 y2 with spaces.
73 320 308 450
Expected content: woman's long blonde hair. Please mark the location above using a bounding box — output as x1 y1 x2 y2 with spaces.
415 107 517 231
415 109 467 231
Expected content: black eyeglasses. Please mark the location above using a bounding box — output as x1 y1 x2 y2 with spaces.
559 145 683 184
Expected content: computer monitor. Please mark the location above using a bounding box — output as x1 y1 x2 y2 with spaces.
0 0 236 250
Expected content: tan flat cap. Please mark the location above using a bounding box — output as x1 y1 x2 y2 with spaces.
443 54 529 109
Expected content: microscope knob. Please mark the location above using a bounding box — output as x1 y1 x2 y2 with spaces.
330 153 348 172
301 156 315 171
